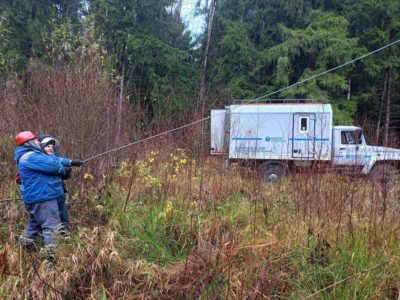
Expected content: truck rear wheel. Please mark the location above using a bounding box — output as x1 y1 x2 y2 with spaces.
260 162 289 183
369 164 398 187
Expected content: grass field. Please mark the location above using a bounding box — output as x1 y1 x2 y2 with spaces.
1 149 400 299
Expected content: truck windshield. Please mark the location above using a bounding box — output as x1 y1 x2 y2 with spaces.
341 130 363 145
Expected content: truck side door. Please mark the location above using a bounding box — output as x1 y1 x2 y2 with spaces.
210 109 228 155
292 114 316 158
333 129 365 168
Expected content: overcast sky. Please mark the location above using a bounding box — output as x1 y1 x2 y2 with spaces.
181 0 206 37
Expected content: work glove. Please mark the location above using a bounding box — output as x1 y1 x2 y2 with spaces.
70 159 84 167
62 167 72 180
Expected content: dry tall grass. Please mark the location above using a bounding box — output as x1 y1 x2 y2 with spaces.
1 52 400 299
1 150 400 299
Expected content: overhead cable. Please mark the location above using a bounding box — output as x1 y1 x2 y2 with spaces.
248 38 400 102
83 38 400 162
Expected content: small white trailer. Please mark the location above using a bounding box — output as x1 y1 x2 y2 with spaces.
211 101 400 184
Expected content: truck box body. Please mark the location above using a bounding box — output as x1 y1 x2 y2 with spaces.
211 103 333 161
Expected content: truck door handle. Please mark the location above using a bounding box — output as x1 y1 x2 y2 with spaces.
339 147 346 150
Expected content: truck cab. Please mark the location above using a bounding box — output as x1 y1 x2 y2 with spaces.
332 125 400 184
333 126 366 173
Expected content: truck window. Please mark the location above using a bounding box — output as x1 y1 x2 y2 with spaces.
299 117 308 132
341 130 362 145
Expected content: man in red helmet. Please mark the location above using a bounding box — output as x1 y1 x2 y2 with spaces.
13 131 84 249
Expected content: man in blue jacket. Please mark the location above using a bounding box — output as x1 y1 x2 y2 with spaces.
38 134 70 234
14 131 84 249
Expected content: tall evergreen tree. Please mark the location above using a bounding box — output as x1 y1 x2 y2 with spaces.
0 0 83 76
88 0 199 120
337 0 400 136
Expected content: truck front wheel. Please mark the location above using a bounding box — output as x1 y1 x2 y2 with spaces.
260 162 289 183
369 164 398 187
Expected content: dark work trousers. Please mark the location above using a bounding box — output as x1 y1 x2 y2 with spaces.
22 200 61 247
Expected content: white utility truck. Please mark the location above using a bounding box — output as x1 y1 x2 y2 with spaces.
210 100 400 184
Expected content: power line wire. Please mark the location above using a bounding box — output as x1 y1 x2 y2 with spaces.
248 38 400 103
84 117 210 162
83 38 400 162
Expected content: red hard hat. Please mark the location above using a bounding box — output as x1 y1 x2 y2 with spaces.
15 131 38 146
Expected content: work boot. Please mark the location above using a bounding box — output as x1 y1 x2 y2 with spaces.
16 235 36 251
17 235 34 246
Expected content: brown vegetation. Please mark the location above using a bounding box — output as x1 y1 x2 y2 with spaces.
1 55 400 299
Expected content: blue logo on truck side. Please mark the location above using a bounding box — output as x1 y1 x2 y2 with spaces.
265 136 284 142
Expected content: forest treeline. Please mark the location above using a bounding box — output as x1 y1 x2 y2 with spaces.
1 0 400 141
2 3 400 298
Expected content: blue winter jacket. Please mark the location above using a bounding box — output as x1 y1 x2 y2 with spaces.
13 146 72 205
